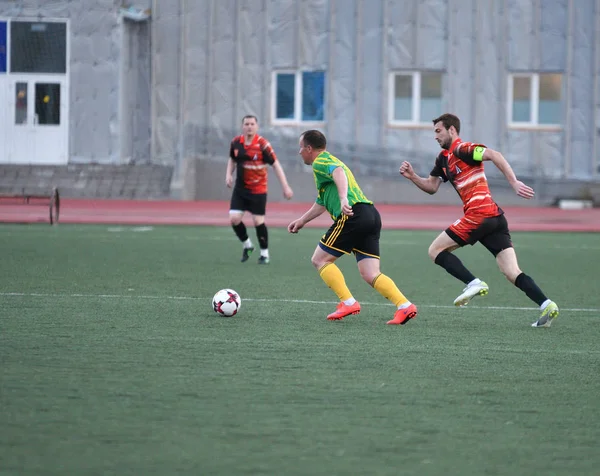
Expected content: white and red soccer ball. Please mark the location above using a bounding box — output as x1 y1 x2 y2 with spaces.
212 289 241 317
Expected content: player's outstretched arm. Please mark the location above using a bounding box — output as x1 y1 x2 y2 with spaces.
483 149 535 199
226 158 235 188
288 203 326 233
272 160 294 200
399 161 441 195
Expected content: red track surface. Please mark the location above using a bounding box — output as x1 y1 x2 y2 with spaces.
1 199 600 232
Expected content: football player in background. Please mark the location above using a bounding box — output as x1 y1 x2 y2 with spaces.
226 115 293 264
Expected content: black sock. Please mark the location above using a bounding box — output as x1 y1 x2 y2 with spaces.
256 223 268 250
434 250 477 284
232 222 248 243
514 272 547 306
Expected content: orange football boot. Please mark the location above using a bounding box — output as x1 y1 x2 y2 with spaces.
327 301 361 320
386 303 418 325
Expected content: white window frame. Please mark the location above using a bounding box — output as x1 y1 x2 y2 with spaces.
271 70 326 126
507 73 561 129
388 71 442 126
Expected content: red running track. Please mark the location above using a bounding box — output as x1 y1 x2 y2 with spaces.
1 199 600 232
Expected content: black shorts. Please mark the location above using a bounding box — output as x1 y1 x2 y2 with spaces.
229 188 267 216
319 203 381 261
446 214 513 257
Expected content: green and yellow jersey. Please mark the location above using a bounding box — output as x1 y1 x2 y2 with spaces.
312 151 372 219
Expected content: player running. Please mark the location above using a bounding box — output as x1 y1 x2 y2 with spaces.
399 113 559 328
288 130 417 325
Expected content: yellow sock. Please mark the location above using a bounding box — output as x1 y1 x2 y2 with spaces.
372 273 408 307
319 263 353 301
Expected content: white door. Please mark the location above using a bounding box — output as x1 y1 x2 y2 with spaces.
5 75 68 164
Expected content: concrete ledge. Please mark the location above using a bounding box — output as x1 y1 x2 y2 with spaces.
0 164 173 199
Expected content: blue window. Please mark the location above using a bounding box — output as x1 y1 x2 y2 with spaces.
0 22 6 73
273 71 325 123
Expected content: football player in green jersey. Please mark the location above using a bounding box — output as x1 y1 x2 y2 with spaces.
288 130 417 324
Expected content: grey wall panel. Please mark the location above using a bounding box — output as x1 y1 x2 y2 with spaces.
237 0 268 125
595 0 600 175
387 0 417 68
473 0 503 147
505 130 535 177
207 0 237 154
507 0 535 70
540 0 568 70
267 0 297 68
327 0 357 144
447 0 475 130
298 0 329 68
568 0 595 178
416 0 447 70
181 0 211 158
70 3 121 163
151 0 181 165
357 0 384 147
121 20 151 164
535 132 564 180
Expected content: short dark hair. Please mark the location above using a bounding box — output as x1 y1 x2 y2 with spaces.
301 130 327 149
242 115 258 123
432 113 460 134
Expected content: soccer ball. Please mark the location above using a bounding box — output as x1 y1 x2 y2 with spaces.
212 289 241 317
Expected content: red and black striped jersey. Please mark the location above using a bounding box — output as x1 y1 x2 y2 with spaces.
430 137 503 217
229 134 277 194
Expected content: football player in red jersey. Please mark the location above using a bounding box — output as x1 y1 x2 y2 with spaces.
226 115 293 264
398 113 559 328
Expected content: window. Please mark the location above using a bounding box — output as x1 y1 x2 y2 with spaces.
10 21 67 74
35 83 61 125
272 71 325 123
15 82 27 124
389 72 443 124
508 73 562 126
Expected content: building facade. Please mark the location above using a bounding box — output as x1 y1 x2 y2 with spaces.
1 0 599 203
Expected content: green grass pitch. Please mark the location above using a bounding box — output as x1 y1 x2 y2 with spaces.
1 223 599 475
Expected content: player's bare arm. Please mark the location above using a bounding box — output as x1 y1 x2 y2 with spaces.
331 167 353 216
483 148 535 199
288 203 326 233
226 158 236 188
399 161 441 195
272 160 294 200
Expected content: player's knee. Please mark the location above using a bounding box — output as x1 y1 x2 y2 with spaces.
428 245 440 262
502 268 521 284
230 216 242 225
359 268 378 284
310 254 323 269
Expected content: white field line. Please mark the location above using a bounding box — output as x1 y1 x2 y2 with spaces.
0 292 598 313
